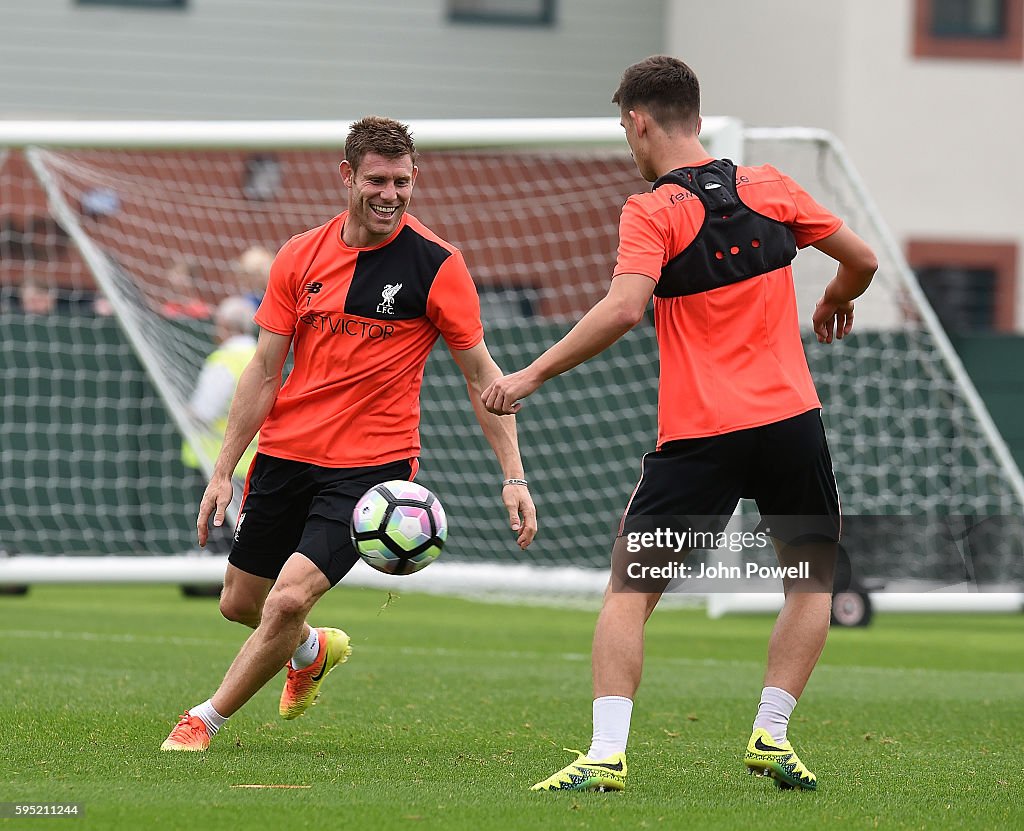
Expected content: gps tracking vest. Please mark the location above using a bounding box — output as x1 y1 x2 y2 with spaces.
652 159 797 298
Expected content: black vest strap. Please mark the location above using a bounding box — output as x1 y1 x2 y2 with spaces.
652 160 797 298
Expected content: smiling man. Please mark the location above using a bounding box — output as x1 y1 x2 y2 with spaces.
162 116 536 753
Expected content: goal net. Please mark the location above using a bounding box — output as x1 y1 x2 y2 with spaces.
1 120 1021 599
713 129 1024 611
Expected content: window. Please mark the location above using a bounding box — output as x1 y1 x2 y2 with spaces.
914 0 1023 60
448 0 555 26
931 0 1006 35
77 0 185 8
907 240 1018 333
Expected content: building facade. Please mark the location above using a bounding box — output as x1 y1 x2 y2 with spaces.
2 0 1021 329
669 0 1024 333
0 0 663 119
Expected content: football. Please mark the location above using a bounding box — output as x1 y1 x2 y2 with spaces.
350 480 447 575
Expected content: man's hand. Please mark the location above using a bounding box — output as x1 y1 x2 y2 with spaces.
482 368 544 415
197 475 234 547
502 483 537 549
812 296 855 344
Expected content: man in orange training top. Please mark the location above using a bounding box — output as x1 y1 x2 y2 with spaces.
483 56 877 792
162 116 537 753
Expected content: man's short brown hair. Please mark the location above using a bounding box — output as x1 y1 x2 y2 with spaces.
344 116 417 172
612 56 700 132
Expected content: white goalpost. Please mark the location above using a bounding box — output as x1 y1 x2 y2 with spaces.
0 118 1021 613
710 128 1024 618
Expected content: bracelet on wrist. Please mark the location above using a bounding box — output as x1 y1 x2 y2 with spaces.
502 478 528 488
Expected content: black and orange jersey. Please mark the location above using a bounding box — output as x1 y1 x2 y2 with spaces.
613 159 843 446
254 212 483 467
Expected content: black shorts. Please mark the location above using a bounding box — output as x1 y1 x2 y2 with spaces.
229 454 418 586
620 409 840 545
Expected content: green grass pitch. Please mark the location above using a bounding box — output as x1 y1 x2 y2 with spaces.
2 584 1022 830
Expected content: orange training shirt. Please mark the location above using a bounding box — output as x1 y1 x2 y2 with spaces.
254 212 483 467
613 160 843 446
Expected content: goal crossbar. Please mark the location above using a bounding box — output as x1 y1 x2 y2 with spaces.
0 116 743 155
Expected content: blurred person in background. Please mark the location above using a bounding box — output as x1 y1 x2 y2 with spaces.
179 296 259 599
234 245 274 313
19 275 57 315
182 295 260 533
162 255 212 320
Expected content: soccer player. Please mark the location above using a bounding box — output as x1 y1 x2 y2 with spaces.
162 116 537 752
482 56 877 792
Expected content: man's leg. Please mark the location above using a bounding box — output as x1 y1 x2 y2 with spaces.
743 411 840 789
745 539 835 789
211 553 331 717
533 434 742 792
592 585 662 699
763 539 835 699
161 553 333 751
588 581 662 760
218 564 275 629
531 538 665 791
218 563 325 678
217 562 322 663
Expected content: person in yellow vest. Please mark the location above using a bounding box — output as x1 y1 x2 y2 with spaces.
182 296 258 567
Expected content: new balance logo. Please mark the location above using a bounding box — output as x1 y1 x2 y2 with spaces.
377 283 403 315
703 182 722 190
305 282 323 294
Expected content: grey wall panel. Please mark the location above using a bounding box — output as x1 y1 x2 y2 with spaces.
0 0 664 119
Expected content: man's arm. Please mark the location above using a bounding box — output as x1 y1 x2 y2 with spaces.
449 340 538 550
810 225 878 344
481 273 655 415
197 328 291 545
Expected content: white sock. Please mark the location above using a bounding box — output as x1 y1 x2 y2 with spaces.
752 686 797 743
290 627 320 670
189 699 228 736
587 696 633 759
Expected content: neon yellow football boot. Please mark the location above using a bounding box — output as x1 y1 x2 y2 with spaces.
530 749 627 792
744 727 817 790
